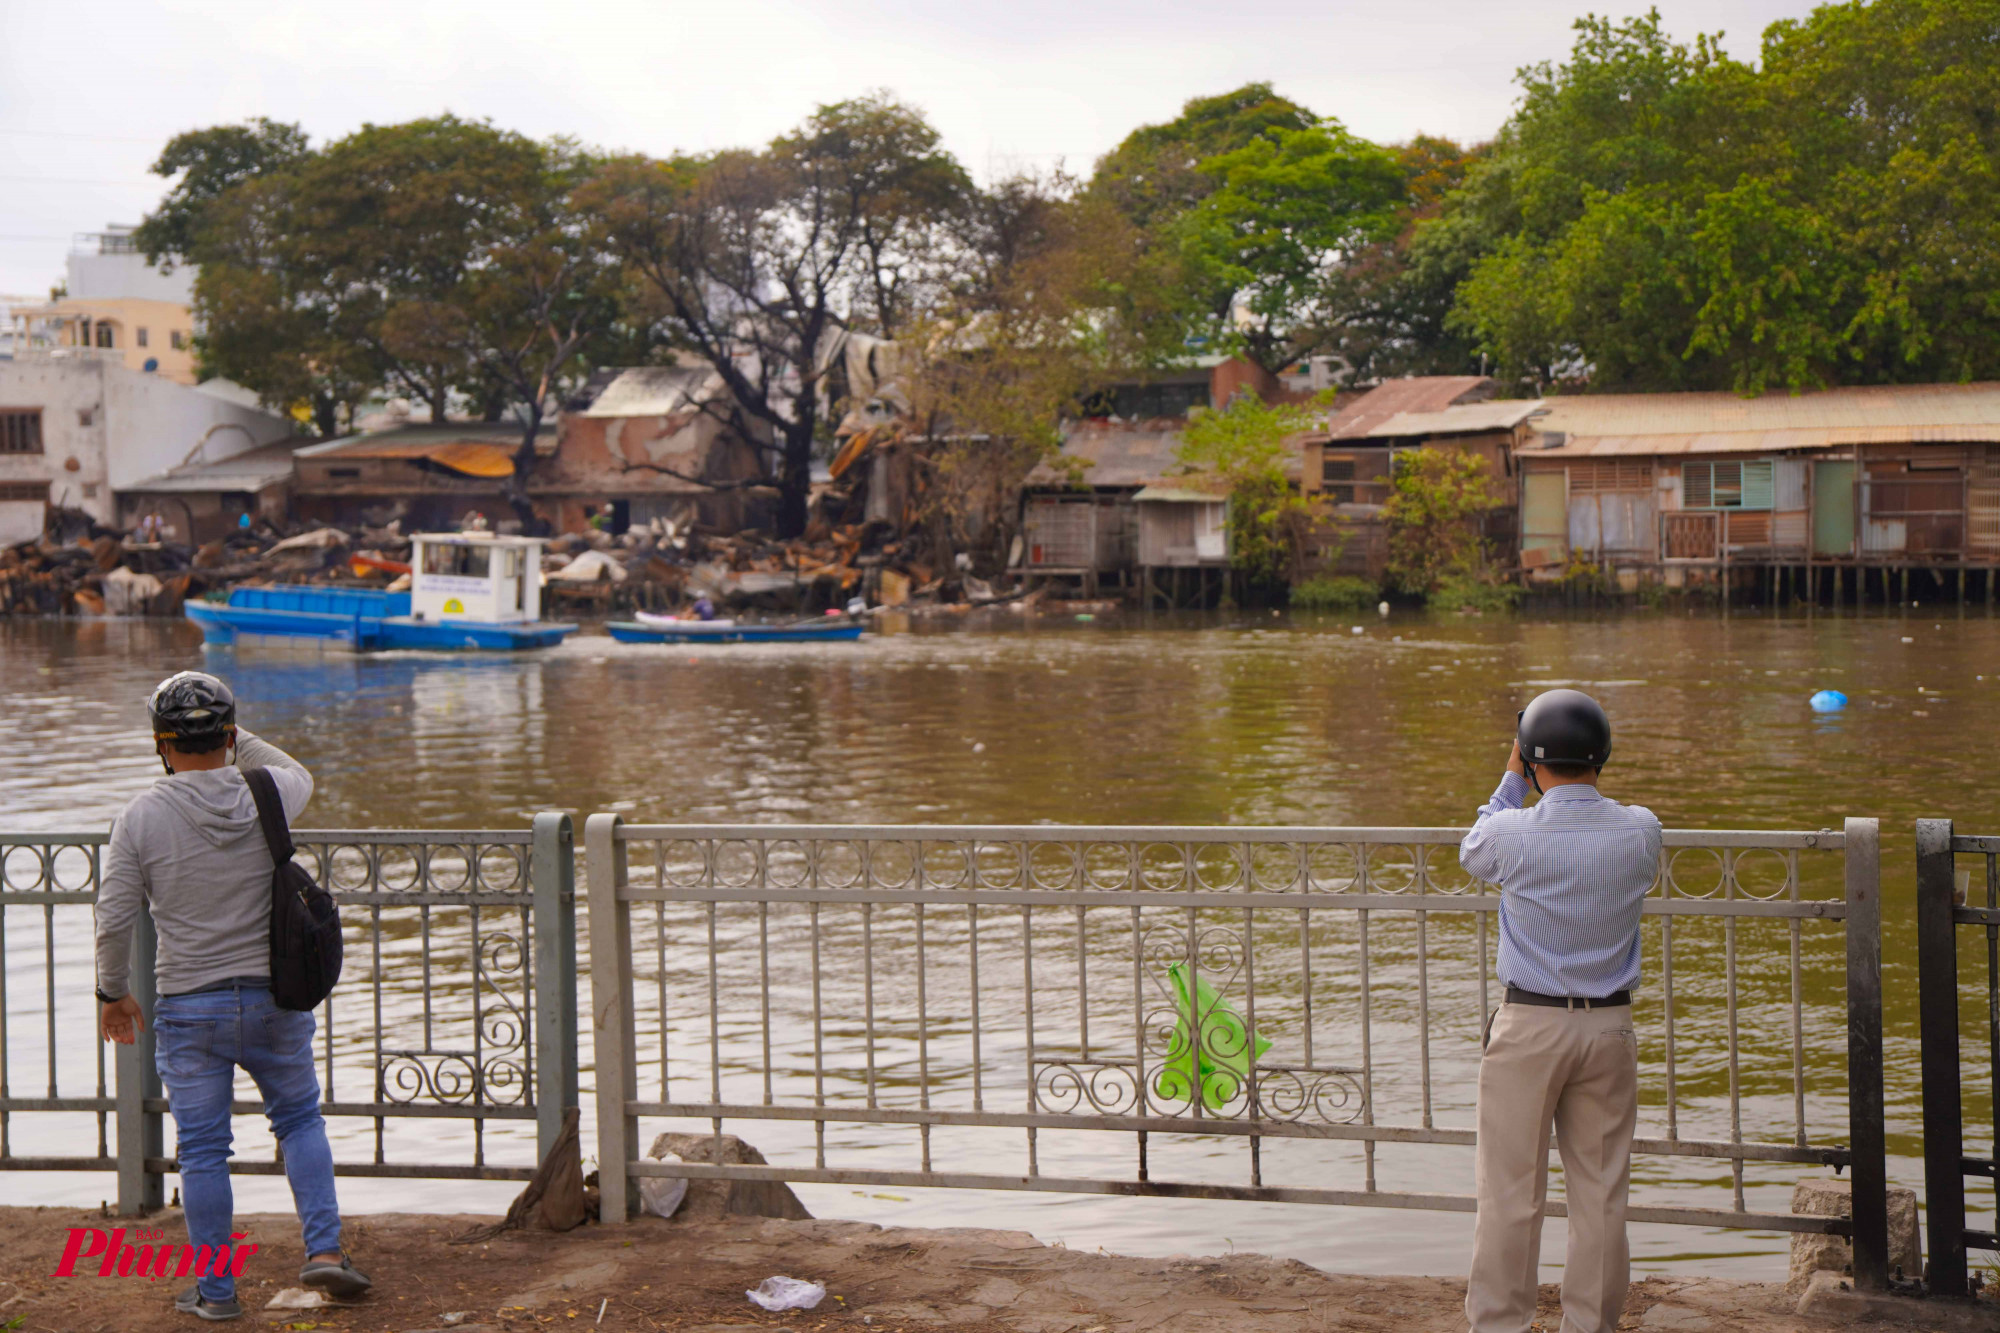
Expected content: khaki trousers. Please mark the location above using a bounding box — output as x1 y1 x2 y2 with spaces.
1466 1000 1638 1333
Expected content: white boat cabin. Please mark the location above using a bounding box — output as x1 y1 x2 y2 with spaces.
410 533 544 624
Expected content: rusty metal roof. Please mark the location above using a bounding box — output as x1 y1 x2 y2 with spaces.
1028 421 1303 489
1026 422 1191 489
1525 384 2000 456
1365 400 1546 439
1321 377 1495 440
296 424 550 474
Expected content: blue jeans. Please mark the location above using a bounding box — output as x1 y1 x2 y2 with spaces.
154 982 342 1302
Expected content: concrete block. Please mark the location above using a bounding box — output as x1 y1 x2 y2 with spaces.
1788 1177 1922 1293
644 1132 812 1222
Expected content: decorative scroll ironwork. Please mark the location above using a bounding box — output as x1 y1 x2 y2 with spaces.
377 929 530 1108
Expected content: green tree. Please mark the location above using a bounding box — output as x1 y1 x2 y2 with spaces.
899 173 1169 567
293 116 554 423
134 117 309 271
177 170 381 437
1316 135 1491 383
1381 448 1505 594
1440 0 2000 394
1178 124 1406 371
1092 84 1407 373
587 92 976 537
1091 83 1319 233
375 143 632 523
1174 389 1326 592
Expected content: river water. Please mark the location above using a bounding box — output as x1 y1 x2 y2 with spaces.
2 605 1993 1280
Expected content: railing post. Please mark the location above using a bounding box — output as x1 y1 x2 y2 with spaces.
115 911 163 1216
1917 817 1967 1296
1844 816 1889 1290
531 813 578 1166
585 813 636 1224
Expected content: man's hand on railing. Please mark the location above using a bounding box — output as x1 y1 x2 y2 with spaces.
99 995 144 1045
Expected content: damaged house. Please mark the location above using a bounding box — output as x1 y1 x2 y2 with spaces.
288 365 772 535
290 421 550 532
547 366 774 535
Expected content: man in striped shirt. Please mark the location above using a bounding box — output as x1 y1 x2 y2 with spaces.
1459 689 1661 1333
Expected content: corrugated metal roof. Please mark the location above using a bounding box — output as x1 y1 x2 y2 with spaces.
124 441 304 493
1027 421 1303 489
297 424 546 475
1365 400 1546 438
581 366 717 418
1026 423 1190 489
1322 377 1495 439
1525 383 2000 456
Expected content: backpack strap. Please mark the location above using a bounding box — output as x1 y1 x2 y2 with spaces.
242 766 296 868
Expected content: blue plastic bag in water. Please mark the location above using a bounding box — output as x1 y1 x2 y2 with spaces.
1809 690 1848 713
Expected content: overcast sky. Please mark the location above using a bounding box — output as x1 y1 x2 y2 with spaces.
1 0 1821 298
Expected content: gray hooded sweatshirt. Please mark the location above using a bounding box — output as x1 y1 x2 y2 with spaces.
95 731 313 999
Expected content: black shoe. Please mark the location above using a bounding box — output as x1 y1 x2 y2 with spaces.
174 1285 243 1321
299 1254 372 1300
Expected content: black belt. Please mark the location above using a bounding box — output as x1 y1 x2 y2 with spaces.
162 975 271 999
1506 986 1630 1010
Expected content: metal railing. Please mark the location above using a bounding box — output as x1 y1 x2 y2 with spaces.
0 816 577 1212
2 809 1890 1288
586 816 1886 1285
1917 819 2000 1296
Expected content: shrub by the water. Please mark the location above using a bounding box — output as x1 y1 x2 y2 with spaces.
1290 576 1381 611
1427 574 1522 613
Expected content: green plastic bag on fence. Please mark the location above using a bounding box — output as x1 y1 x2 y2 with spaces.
1151 962 1271 1111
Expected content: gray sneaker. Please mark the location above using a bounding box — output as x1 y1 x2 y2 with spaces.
299 1254 372 1300
174 1285 243 1321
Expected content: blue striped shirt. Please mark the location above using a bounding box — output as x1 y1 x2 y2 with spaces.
1459 773 1663 999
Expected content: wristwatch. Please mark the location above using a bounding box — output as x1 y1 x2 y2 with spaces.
95 989 125 1005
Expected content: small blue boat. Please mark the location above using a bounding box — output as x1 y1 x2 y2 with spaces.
187 534 577 652
606 617 864 645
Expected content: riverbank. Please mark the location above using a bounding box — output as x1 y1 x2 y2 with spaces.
0 1204 1972 1333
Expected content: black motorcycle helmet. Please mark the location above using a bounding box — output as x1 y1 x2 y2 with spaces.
1517 688 1611 791
148 671 236 756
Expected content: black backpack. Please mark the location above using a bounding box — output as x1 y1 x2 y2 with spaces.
244 767 343 1011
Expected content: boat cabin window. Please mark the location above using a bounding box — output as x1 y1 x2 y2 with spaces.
422 543 491 578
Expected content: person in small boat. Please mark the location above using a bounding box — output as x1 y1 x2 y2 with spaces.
691 594 717 621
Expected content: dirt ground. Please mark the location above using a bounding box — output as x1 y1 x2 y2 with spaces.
0 1203 1979 1333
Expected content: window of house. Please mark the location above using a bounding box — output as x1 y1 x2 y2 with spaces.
0 409 44 454
1322 457 1357 504
1568 459 1652 493
1682 460 1773 510
136 327 149 348
170 331 187 350
0 481 49 502
95 324 115 349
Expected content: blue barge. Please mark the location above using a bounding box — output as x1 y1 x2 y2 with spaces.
187 533 577 652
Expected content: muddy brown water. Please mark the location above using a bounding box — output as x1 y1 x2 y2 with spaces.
2 606 1995 1282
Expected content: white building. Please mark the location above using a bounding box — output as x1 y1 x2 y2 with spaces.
0 350 295 544
5 227 201 385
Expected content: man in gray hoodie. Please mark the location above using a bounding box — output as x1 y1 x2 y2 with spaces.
96 671 371 1321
